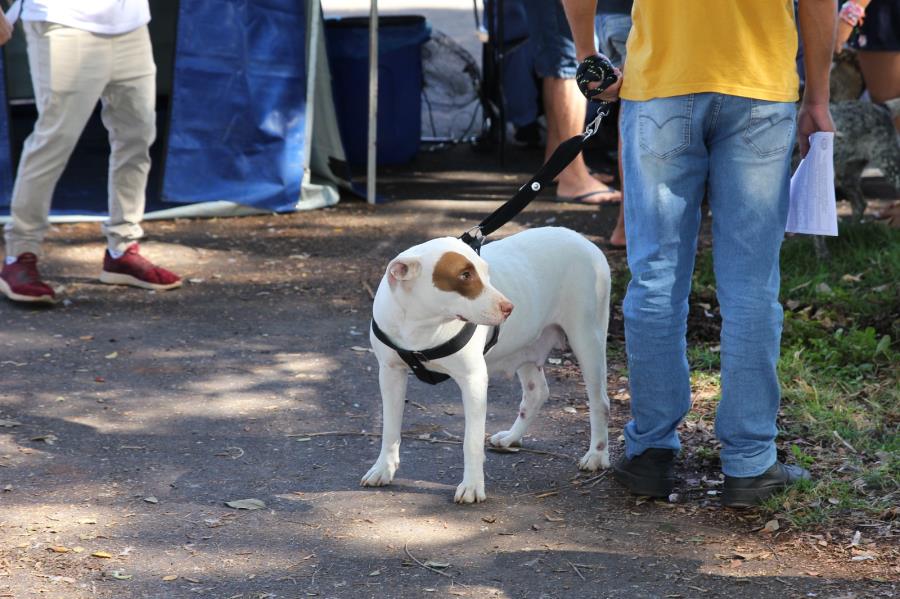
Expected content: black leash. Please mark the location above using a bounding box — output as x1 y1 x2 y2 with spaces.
460 104 610 252
374 54 617 385
460 54 618 253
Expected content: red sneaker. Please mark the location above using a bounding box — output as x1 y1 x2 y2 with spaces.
99 244 182 291
0 253 56 304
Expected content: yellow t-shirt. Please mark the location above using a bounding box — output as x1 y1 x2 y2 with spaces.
620 0 800 102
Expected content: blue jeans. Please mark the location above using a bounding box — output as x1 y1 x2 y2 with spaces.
596 13 632 68
620 93 797 478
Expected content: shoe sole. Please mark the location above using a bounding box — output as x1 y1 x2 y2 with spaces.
0 276 56 304
99 271 183 291
612 464 675 498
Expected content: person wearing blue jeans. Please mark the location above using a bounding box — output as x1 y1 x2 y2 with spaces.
562 0 838 507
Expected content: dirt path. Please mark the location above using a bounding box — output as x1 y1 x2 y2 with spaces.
1 145 896 598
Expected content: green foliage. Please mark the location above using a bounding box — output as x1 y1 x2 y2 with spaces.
766 223 899 530
789 444 815 469
689 222 899 531
615 222 898 531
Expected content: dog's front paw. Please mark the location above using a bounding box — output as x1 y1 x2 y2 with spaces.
454 478 486 504
489 430 523 449
578 448 610 472
360 460 398 487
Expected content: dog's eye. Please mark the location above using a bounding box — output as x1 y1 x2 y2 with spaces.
459 271 471 281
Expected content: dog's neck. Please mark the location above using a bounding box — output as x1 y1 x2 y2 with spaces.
373 279 468 351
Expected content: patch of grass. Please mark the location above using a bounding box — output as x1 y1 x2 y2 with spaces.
690 222 899 531
695 445 718 463
688 344 721 370
613 223 897 532
769 224 898 531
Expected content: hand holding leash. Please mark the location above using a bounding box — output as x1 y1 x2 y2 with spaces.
575 54 622 102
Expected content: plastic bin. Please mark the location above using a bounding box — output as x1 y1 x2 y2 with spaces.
325 16 431 166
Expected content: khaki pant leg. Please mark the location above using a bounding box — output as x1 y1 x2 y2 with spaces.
100 25 156 254
3 22 109 258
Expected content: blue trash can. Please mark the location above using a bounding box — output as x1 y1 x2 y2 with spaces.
325 16 431 166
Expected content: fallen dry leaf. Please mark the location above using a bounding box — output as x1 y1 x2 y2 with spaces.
106 571 132 580
0 419 21 428
225 498 266 510
48 546 70 553
162 574 178 581
544 514 565 522
92 551 113 559
31 434 57 445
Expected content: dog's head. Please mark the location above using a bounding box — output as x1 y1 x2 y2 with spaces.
384 237 513 326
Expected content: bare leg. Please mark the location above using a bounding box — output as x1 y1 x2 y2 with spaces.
544 77 622 203
610 132 627 247
859 50 900 131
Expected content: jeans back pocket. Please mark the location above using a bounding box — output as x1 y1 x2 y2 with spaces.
638 95 693 160
743 99 796 158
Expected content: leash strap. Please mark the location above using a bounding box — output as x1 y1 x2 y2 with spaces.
460 53 617 253
371 319 500 386
460 103 610 253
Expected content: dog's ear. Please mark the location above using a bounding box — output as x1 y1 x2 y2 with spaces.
387 257 421 282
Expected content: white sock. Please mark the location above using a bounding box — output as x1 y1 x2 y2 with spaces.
108 248 125 259
4 256 16 265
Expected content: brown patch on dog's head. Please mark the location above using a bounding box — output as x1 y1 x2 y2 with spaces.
432 251 484 299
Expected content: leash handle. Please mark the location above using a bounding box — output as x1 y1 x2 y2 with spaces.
576 53 618 101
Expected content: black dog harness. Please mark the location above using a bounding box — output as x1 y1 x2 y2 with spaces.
371 320 500 385
372 54 617 385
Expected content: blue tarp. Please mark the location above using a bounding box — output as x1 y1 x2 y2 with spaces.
164 0 308 212
0 0 315 216
0 55 14 208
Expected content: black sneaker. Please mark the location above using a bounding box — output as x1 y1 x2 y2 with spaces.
722 462 811 508
612 448 676 498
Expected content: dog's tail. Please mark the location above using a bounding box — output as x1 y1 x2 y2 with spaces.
594 252 612 343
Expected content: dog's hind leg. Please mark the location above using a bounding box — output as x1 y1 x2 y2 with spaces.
489 363 550 449
566 324 611 471
361 365 408 487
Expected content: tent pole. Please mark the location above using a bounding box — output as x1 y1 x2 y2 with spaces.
366 0 378 205
302 0 320 195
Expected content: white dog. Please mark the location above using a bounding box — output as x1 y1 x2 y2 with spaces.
361 227 611 503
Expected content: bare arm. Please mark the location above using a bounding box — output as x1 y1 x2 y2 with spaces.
797 0 838 156
561 0 600 61
561 0 623 101
835 0 869 52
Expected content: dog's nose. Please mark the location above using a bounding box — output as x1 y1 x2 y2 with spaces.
499 300 514 319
